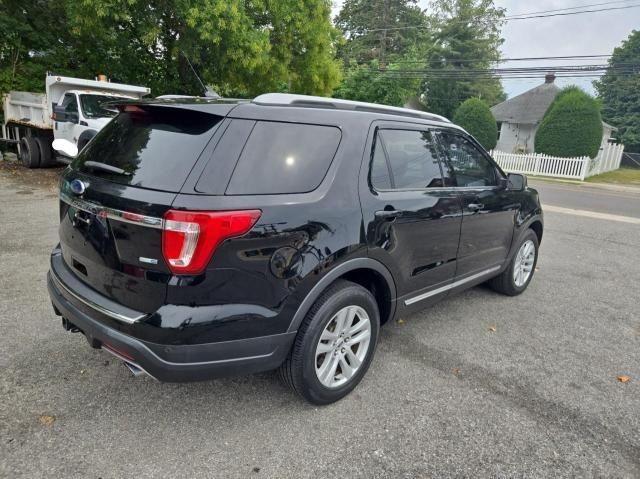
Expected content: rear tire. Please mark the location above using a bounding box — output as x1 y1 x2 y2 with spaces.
279 280 380 405
489 229 539 296
19 137 41 168
34 137 55 167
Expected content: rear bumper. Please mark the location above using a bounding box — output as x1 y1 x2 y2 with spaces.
47 261 296 382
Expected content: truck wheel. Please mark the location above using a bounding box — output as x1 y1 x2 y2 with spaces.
35 138 55 167
19 137 41 168
279 280 380 405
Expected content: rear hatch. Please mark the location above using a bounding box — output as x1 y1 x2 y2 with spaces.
58 104 225 313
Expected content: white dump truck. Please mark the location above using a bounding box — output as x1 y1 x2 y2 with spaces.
0 74 150 168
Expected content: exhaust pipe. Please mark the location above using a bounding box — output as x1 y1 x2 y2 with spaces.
62 317 81 333
100 342 157 380
124 361 145 377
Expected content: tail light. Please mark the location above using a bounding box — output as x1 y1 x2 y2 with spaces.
162 210 261 275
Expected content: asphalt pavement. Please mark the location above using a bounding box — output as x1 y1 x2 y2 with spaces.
1 164 639 478
530 179 640 218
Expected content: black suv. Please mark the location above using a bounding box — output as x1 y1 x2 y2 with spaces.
47 94 543 404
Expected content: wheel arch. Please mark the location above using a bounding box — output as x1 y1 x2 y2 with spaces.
529 218 543 244
77 129 98 150
287 258 397 333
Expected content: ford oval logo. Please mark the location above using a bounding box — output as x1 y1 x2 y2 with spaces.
69 179 86 195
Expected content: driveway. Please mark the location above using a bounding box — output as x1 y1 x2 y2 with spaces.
1 164 639 478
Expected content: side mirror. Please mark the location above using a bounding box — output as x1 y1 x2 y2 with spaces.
53 105 79 123
52 139 79 158
507 173 527 191
53 105 67 122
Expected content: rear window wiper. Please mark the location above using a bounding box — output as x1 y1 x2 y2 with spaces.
83 161 131 176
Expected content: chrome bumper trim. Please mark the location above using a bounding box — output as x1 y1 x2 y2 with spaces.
50 270 146 324
60 192 163 229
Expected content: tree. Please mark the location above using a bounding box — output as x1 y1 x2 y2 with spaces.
453 98 497 149
334 59 422 106
0 0 92 101
0 0 342 100
595 30 640 153
421 0 506 119
535 87 603 158
335 0 428 66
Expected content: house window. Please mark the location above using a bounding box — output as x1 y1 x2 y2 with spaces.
496 122 502 140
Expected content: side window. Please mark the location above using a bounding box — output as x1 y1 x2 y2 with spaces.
370 129 444 190
226 121 341 195
437 131 497 187
370 135 392 190
196 119 255 194
62 94 78 114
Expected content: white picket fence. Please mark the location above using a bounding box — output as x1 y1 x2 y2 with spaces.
489 143 625 180
588 143 626 177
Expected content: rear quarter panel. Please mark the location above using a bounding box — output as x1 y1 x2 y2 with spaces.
164 109 373 341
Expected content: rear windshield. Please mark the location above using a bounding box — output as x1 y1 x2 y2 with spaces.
73 106 222 192
225 121 341 195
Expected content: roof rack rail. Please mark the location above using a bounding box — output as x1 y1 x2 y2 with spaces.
252 93 450 123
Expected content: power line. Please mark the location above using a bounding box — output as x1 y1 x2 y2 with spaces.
359 64 640 80
363 3 640 32
506 0 637 18
362 63 640 74
507 3 640 21
390 54 613 65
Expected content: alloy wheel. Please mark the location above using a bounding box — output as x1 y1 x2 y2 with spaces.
514 239 535 287
315 305 372 389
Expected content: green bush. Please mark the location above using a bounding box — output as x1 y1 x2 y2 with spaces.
452 98 497 150
535 87 603 158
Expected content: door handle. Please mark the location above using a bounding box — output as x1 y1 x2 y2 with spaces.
467 203 484 211
375 209 401 220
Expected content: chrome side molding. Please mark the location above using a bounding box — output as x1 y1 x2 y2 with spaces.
404 266 501 306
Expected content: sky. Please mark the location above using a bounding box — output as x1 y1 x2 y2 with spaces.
332 0 640 98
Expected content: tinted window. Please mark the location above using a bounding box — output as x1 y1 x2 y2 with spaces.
372 129 443 190
74 106 222 192
370 136 392 190
226 121 341 195
437 131 497 187
196 119 255 194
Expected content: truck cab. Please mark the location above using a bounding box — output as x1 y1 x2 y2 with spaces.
1 74 149 168
53 90 137 152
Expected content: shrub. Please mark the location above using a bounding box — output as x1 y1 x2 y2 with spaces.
453 98 497 150
535 87 603 158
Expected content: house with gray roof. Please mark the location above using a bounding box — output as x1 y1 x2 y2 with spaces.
490 73 616 153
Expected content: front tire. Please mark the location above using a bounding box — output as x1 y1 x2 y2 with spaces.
279 280 380 405
489 229 539 296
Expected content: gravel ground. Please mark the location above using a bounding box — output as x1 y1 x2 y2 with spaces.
1 160 638 478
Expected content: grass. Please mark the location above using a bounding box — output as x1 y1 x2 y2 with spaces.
585 168 640 186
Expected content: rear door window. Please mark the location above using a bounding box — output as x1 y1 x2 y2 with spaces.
225 121 341 195
370 129 445 190
73 106 222 192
